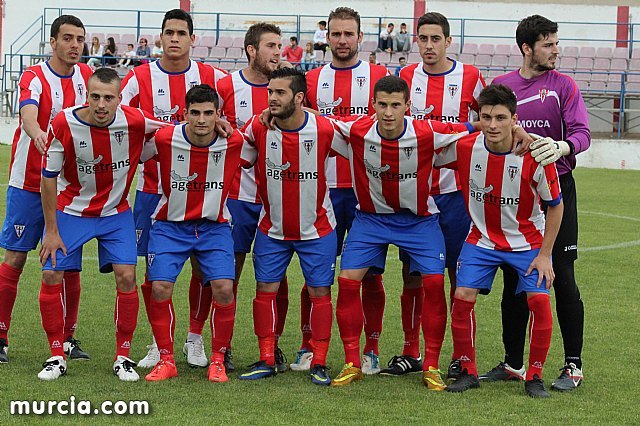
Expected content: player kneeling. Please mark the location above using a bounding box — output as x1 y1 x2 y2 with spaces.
142 85 244 383
437 85 563 398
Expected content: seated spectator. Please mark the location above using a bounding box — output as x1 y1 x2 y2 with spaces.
301 42 317 71
102 37 117 66
134 38 151 66
369 52 380 65
395 23 411 52
282 36 303 66
81 42 90 64
118 44 137 67
86 36 104 68
378 23 396 53
313 20 328 52
150 39 163 60
394 57 407 76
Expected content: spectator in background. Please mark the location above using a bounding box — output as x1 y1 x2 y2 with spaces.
394 56 406 76
81 42 90 64
86 36 104 68
103 36 117 66
378 23 396 52
282 36 303 67
313 20 328 52
134 38 151 66
369 52 379 65
150 39 163 60
118 44 137 67
301 42 317 71
395 23 411 52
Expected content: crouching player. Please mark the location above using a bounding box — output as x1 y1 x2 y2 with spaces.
437 85 563 398
143 85 244 383
38 68 167 381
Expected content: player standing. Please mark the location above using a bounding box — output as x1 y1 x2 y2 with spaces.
439 84 563 398
142 85 243 383
295 7 389 374
237 68 340 386
38 68 166 381
120 9 228 370
0 15 93 363
481 15 590 391
216 23 290 372
384 12 484 388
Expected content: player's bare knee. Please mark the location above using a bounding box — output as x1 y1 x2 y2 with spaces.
339 268 367 282
4 250 28 269
113 265 136 291
256 281 279 293
151 281 173 301
210 279 234 305
454 286 478 302
42 270 64 284
307 286 330 298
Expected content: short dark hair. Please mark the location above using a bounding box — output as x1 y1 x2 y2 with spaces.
374 76 409 102
478 84 517 115
162 9 194 35
318 20 327 27
328 7 361 35
516 15 558 56
50 15 85 39
270 67 307 98
290 36 298 43
185 84 220 109
90 67 120 86
244 22 282 59
128 44 134 48
416 12 450 38
401 23 407 27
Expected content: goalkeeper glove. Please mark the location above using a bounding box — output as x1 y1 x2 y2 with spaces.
530 138 571 166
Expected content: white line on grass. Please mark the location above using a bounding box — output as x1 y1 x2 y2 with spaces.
581 210 640 222
582 240 640 252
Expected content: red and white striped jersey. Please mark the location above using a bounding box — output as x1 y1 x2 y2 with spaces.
306 60 389 189
43 105 167 217
435 133 562 251
400 60 485 195
240 112 341 240
333 116 472 216
141 124 244 222
9 61 92 192
216 70 268 204
120 60 227 194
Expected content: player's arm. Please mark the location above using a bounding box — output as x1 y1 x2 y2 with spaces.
140 134 158 163
120 70 140 107
239 118 258 168
433 141 459 170
39 129 66 267
20 104 49 154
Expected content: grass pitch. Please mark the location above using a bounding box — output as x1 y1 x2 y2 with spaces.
0 144 638 424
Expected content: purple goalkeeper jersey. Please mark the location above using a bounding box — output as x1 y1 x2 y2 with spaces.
493 69 590 176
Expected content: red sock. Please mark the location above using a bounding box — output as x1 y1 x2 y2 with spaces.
401 286 423 358
362 274 384 355
62 271 81 340
149 296 175 360
188 275 212 335
39 282 65 358
450 297 477 376
253 291 277 366
210 300 236 355
309 295 332 366
0 263 21 342
141 278 152 322
299 284 312 350
422 274 446 369
526 293 553 381
336 277 363 367
275 277 289 346
114 288 139 359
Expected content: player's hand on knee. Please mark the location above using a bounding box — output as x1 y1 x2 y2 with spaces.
39 233 67 268
526 255 554 289
530 137 570 166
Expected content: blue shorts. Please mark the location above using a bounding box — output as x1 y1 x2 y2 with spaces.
227 198 262 254
0 186 44 252
42 210 137 273
341 210 445 276
399 191 470 269
456 242 550 295
147 220 235 284
253 230 337 287
133 191 162 256
330 188 357 256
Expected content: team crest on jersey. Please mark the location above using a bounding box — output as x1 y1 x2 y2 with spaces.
136 229 143 243
77 84 84 97
147 253 155 265
355 76 367 88
539 88 549 103
403 147 414 159
303 140 315 155
507 165 519 182
113 131 125 145
448 84 459 97
14 225 25 238
211 151 223 165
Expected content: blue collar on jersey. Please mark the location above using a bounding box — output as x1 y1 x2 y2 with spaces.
156 60 192 75
182 123 220 148
275 110 309 133
376 117 408 141
330 60 362 71
72 105 117 128
422 58 457 77
238 69 269 87
483 136 512 155
46 61 76 79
